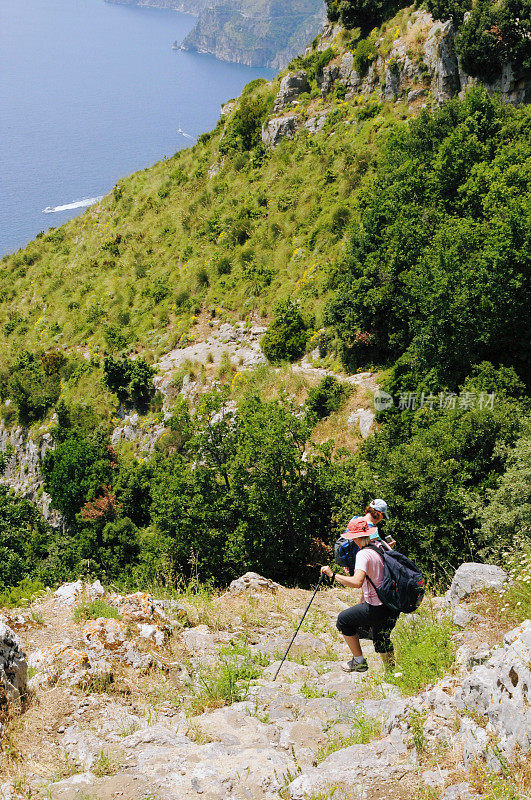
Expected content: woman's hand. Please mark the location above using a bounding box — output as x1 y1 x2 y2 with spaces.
320 565 333 578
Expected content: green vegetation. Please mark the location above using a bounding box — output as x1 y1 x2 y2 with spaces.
306 375 347 420
0 3 528 599
390 610 455 694
316 709 382 762
261 300 308 363
73 598 122 623
190 639 269 712
329 0 529 82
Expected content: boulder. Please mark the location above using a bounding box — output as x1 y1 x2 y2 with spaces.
459 716 488 766
228 572 283 594
0 623 27 711
274 71 310 111
262 116 299 148
448 563 507 604
54 579 103 606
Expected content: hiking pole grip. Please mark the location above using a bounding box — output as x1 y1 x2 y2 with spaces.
273 573 324 682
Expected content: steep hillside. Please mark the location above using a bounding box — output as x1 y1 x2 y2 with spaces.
0 3 529 601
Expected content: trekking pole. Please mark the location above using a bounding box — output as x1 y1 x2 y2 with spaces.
273 573 324 681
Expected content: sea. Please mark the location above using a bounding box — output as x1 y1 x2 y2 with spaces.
0 0 273 256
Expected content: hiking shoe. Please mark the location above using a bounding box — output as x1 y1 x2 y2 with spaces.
341 657 368 673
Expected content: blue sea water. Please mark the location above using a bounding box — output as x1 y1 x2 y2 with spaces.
0 0 273 255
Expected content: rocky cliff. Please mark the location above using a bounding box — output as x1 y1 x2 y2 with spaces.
180 0 326 68
261 11 529 148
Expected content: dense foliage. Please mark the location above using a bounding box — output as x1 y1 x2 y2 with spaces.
326 0 409 34
325 89 530 391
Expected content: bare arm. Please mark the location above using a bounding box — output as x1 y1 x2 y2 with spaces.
321 565 366 589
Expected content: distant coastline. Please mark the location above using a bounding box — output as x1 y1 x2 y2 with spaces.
103 0 209 16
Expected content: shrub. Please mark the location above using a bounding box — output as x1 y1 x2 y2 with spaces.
42 431 115 521
73 598 122 623
353 31 379 75
7 350 62 423
327 0 409 34
219 96 269 155
306 375 347 419
261 300 308 363
103 355 155 411
457 0 531 81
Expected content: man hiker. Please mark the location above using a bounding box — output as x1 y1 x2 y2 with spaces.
321 498 399 673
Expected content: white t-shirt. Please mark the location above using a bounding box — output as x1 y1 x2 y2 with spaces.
355 542 391 605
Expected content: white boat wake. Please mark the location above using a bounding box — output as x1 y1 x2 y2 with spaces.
177 127 194 140
42 195 103 213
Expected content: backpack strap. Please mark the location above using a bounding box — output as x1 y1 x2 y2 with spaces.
360 544 386 594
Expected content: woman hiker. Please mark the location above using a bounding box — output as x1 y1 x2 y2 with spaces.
321 498 399 673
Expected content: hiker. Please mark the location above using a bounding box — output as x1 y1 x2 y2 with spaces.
344 498 395 554
321 520 399 673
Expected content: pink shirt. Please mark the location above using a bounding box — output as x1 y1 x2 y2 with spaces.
355 542 390 605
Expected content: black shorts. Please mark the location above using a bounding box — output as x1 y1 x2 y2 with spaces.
336 602 399 653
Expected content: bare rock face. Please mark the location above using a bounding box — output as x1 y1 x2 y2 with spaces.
0 623 27 712
262 115 300 148
318 63 339 97
274 71 310 112
423 20 460 104
448 563 507 604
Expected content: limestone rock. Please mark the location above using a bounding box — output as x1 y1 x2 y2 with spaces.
304 113 328 134
54 579 103 607
228 572 283 594
456 619 531 758
453 606 478 627
182 624 218 654
424 20 460 104
262 115 299 148
443 783 481 800
0 623 27 711
274 71 310 112
449 563 507 604
319 63 339 97
459 716 488 766
289 730 414 798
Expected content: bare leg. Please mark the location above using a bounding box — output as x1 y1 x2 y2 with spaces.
343 634 363 658
380 651 395 670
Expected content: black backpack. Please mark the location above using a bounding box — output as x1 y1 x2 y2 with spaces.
363 544 425 614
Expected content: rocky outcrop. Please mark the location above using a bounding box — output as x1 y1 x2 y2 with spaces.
297 10 528 111
456 620 531 761
228 572 283 593
262 115 300 148
423 20 461 104
448 562 508 604
274 71 310 111
0 623 27 712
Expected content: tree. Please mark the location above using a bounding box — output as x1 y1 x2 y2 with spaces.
261 300 308 363
42 432 115 521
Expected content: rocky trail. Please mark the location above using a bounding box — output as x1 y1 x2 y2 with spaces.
1 565 529 800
